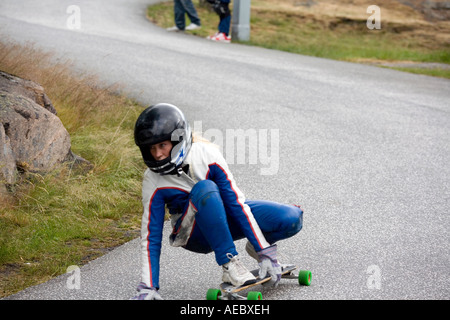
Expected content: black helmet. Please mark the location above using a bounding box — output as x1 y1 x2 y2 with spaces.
134 103 192 174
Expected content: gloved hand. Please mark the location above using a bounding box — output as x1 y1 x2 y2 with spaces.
131 282 163 300
257 245 282 287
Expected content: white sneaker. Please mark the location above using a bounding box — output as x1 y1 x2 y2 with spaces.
222 253 256 287
185 23 201 31
166 25 183 32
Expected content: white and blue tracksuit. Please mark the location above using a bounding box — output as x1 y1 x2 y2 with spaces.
140 142 303 289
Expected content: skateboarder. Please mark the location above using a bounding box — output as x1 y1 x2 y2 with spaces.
131 103 303 300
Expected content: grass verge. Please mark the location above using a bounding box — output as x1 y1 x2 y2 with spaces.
147 0 450 78
0 40 145 297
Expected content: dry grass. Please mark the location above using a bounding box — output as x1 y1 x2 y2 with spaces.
0 39 145 297
150 0 449 77
0 40 128 132
251 0 450 50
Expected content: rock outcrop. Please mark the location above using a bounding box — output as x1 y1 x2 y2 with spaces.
0 70 90 199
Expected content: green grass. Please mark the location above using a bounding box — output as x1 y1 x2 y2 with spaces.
0 41 145 297
148 0 450 78
387 67 450 78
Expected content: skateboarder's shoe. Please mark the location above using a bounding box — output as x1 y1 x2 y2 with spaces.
222 253 257 287
206 32 231 43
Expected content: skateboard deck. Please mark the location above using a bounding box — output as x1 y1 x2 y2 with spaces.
206 264 311 300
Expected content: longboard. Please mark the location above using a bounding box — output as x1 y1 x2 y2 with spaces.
206 265 311 300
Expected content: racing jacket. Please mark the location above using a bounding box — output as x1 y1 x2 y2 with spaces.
139 142 270 288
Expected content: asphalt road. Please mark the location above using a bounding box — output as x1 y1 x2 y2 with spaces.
1 0 449 300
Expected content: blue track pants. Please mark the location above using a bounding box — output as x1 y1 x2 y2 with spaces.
184 180 303 265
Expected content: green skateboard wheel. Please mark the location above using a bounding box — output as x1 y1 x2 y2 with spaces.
206 288 222 300
298 270 312 286
247 291 263 300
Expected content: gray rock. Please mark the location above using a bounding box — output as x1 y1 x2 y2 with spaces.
0 91 72 172
0 119 16 184
0 71 91 200
0 71 57 115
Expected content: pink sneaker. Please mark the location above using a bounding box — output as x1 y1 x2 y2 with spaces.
206 32 231 43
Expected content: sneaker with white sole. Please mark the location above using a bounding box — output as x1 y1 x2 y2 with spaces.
206 32 231 43
166 26 183 32
222 253 256 287
206 32 218 40
185 23 201 31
